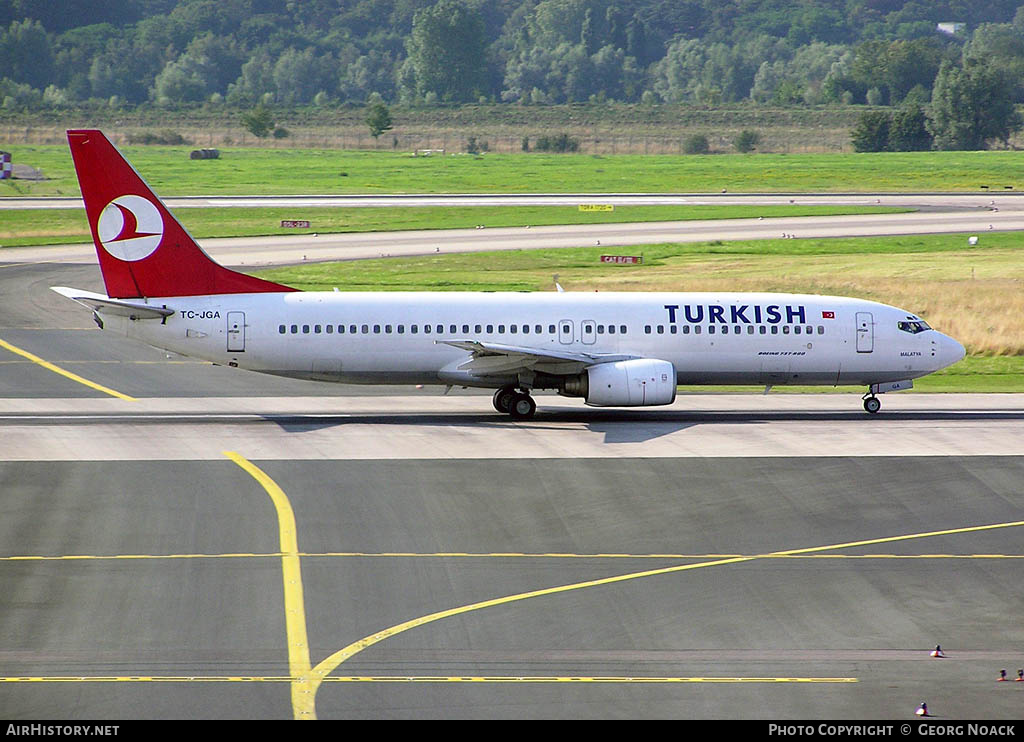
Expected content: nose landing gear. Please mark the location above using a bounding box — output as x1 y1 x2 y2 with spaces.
862 393 881 414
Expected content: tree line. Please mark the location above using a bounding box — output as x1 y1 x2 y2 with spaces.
1 0 1023 149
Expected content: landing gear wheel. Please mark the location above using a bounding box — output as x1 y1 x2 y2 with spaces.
863 396 881 414
508 392 537 420
492 386 516 413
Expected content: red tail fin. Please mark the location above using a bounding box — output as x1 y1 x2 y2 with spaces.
67 129 296 299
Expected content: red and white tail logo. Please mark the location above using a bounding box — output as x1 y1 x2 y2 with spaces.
67 129 296 299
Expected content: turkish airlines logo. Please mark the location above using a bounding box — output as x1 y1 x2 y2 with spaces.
97 195 163 261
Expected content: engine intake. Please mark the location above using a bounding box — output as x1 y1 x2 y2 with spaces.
562 359 677 407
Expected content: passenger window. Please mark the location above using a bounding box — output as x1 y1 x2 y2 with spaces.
608 325 616 334
670 325 677 334
350 325 356 334
597 325 605 334
657 325 664 334
510 325 517 334
794 326 801 335
361 325 368 334
475 324 481 333
373 325 381 334
683 325 690 334
783 325 790 334
436 325 443 333
548 325 556 334
806 326 812 334
326 325 333 334
499 324 506 333
709 325 716 334
747 326 754 334
290 325 298 334
771 326 778 334
398 325 404 334
314 325 321 334
759 326 766 335
462 324 469 334
487 324 494 333
522 324 529 334
734 326 741 334
535 325 542 334
562 324 570 334
338 325 345 334
278 325 286 334
449 324 456 334
817 326 824 334
645 325 652 334
620 325 626 334
424 324 431 333
302 325 310 334
385 325 392 334
411 325 418 334
721 326 728 335
695 326 702 334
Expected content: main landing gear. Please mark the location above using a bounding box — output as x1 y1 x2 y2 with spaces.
492 385 537 419
862 393 881 414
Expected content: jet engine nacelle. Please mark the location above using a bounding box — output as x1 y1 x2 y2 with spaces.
563 359 677 407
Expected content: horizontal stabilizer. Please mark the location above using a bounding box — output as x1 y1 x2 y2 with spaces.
50 286 174 319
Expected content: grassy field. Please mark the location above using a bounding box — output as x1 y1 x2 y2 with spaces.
3 143 1024 198
0 203 908 248
253 232 1024 360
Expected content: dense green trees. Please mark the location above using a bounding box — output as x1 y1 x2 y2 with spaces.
928 58 1023 150
404 0 488 102
1 0 1024 152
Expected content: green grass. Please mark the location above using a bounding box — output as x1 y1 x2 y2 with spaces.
3 144 1024 198
0 203 908 248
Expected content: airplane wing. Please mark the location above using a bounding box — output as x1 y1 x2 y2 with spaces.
51 287 174 320
437 339 637 376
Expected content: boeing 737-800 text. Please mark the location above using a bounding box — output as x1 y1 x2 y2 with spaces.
53 130 965 418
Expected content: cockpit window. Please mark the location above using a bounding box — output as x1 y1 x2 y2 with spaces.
897 320 931 334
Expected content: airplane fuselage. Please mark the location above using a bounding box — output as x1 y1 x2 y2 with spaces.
104 290 964 391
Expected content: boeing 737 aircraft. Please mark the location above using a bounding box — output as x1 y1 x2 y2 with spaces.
54 129 965 418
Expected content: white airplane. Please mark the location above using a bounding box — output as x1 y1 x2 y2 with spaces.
54 129 965 418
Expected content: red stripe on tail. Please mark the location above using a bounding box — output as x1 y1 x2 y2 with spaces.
67 129 297 299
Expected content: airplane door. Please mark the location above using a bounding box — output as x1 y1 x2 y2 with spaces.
559 319 574 344
581 320 596 345
856 312 873 353
227 311 246 352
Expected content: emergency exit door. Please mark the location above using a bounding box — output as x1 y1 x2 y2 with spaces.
855 312 873 353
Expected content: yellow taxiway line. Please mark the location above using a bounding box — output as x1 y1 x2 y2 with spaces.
0 675 857 684
306 518 1024 713
0 336 135 400
223 452 315 720
0 551 1020 562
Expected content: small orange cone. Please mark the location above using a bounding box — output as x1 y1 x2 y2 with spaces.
1016 669 1023 682
930 645 944 658
998 669 1007 681
916 702 928 717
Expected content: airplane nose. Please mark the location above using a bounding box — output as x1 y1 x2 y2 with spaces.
937 334 966 368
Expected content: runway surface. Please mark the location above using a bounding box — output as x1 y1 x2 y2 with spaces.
3 191 1024 268
1 231 1023 720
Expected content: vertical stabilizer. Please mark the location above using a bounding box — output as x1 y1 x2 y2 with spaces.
67 129 296 298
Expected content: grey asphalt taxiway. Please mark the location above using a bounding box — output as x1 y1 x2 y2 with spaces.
1 241 1023 719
